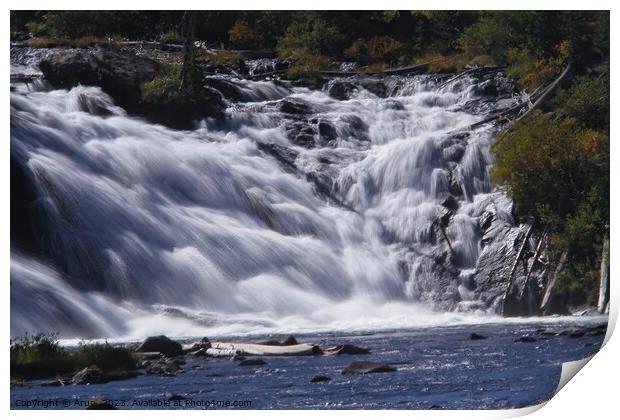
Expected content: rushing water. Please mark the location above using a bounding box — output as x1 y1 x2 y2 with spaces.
11 50 530 339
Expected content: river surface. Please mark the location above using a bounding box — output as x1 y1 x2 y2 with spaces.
11 318 607 410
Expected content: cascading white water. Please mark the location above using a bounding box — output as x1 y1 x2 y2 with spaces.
10 65 513 339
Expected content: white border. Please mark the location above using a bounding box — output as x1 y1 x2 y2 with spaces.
4 2 618 419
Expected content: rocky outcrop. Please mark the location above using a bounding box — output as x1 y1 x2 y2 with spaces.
38 47 224 129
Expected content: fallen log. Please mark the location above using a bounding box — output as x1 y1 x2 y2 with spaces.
209 342 321 356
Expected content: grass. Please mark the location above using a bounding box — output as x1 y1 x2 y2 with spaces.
10 333 137 379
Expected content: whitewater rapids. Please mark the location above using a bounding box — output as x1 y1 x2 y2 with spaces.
11 69 514 339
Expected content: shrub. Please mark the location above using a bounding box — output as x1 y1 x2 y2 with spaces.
73 342 137 372
228 20 260 49
10 333 138 379
10 333 72 378
25 21 47 36
344 36 405 66
555 74 610 131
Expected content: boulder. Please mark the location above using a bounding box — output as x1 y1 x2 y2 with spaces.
136 335 183 357
258 335 299 346
341 361 396 374
310 375 332 383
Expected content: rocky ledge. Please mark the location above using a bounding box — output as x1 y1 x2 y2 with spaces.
39 47 224 129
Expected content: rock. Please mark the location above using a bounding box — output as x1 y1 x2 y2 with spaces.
327 80 358 100
338 114 369 141
71 366 136 385
238 358 267 366
324 344 371 355
258 335 299 346
189 348 206 357
143 356 184 376
71 366 105 385
230 354 246 361
39 47 224 129
470 333 487 340
86 401 117 410
278 98 313 115
168 394 187 402
310 375 332 383
341 361 396 374
138 352 163 360
441 196 460 212
318 121 337 141
182 337 212 354
41 378 64 387
136 335 183 357
514 336 537 343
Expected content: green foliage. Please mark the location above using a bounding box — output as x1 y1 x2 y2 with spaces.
10 333 137 379
277 14 345 59
25 21 47 36
141 65 184 101
228 20 261 49
555 74 610 131
159 30 182 45
344 36 405 66
492 112 607 223
505 43 569 91
72 342 137 372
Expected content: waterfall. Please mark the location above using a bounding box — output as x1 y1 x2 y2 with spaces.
11 58 517 339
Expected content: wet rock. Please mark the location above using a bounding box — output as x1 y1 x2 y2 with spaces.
86 401 117 410
318 121 337 141
41 378 64 387
71 366 105 385
259 335 299 346
278 98 314 115
470 333 487 340
182 337 212 354
441 196 460 212
341 361 396 374
39 47 224 129
143 356 184 376
285 122 317 148
168 394 188 402
230 354 246 362
239 358 267 366
324 344 371 355
338 114 369 141
327 80 358 100
514 336 537 343
136 335 183 357
310 375 332 383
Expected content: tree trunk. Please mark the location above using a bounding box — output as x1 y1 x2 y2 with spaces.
597 233 610 313
179 11 197 93
540 249 569 314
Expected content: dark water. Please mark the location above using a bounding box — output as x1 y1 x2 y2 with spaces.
11 318 607 410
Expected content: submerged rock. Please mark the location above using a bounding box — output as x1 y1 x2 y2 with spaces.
324 344 371 355
136 335 183 357
514 336 537 343
310 375 332 383
470 333 487 340
341 361 396 374
239 358 267 366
